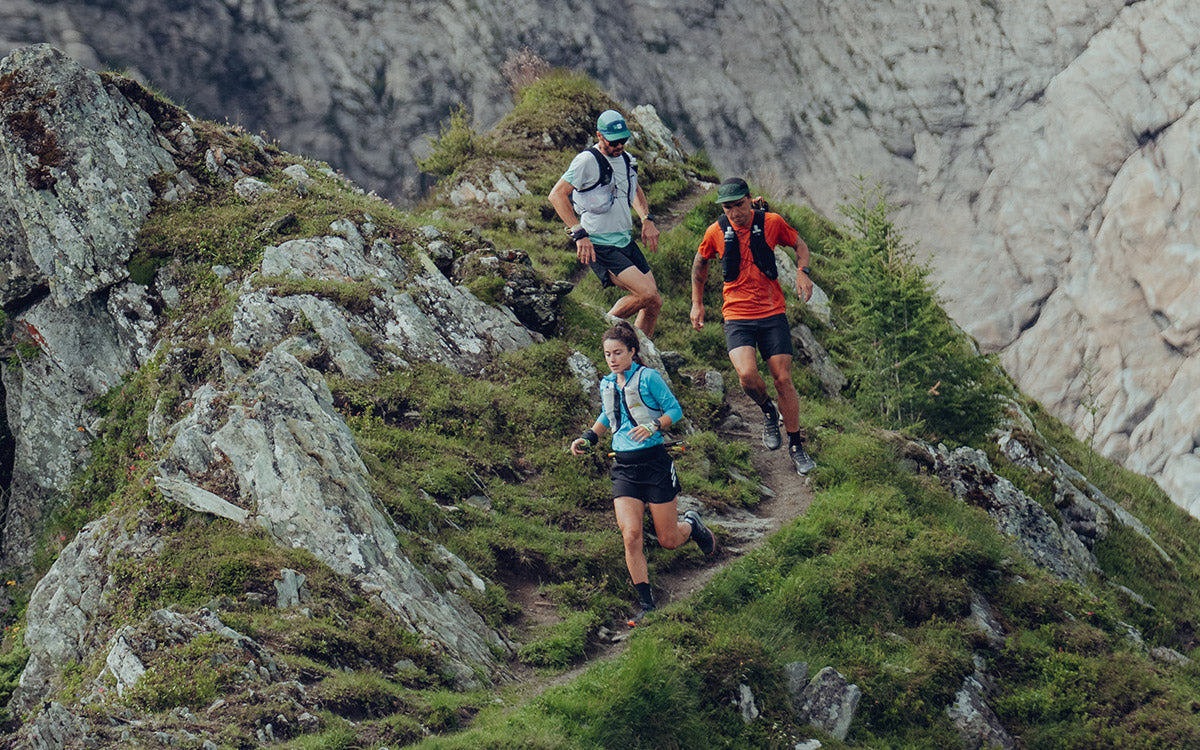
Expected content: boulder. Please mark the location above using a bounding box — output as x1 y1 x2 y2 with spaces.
946 672 1017 750
793 666 861 741
156 349 510 677
0 44 176 307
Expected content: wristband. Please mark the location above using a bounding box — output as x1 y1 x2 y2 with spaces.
570 226 590 241
801 266 811 276
639 420 660 434
643 214 655 223
580 429 599 446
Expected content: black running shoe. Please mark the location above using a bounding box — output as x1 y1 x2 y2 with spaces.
684 509 717 556
790 443 817 476
627 602 656 627
761 404 782 451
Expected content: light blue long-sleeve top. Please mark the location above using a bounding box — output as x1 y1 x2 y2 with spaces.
597 363 684 453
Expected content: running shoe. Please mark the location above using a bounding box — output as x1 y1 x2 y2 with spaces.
627 602 656 627
790 443 817 476
684 509 717 556
761 404 782 451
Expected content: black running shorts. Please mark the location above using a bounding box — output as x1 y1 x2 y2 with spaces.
610 444 681 504
589 240 651 288
723 313 794 360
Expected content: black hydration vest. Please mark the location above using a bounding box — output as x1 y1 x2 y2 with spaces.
718 209 778 282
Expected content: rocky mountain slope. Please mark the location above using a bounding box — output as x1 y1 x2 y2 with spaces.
4 0 1196 519
3 43 1200 749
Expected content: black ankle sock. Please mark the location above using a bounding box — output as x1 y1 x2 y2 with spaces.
788 431 802 448
634 582 654 608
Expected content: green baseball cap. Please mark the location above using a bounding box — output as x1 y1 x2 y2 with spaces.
597 109 631 140
714 177 750 203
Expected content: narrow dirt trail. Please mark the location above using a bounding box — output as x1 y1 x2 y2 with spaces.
505 388 815 699
505 182 814 698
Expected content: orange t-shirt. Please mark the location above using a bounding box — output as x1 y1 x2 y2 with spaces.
697 212 799 320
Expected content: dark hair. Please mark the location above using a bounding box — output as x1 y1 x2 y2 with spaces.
601 322 643 365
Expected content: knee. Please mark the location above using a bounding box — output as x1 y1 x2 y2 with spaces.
659 531 685 550
637 289 662 311
621 526 644 551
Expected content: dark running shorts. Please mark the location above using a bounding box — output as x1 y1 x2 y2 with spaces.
724 313 794 359
610 443 681 504
589 240 651 288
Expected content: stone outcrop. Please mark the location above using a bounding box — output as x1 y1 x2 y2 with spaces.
790 665 861 742
0 45 179 565
156 348 510 679
947 669 1017 750
5 0 1196 514
12 515 163 713
0 44 562 726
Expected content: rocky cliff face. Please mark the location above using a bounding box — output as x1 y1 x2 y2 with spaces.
0 45 541 722
4 0 1195 516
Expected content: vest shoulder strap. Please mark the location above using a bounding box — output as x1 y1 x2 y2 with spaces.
577 149 634 205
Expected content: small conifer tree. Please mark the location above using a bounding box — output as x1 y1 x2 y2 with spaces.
828 180 1007 444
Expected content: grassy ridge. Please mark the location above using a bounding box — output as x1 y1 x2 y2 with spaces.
2 68 1199 749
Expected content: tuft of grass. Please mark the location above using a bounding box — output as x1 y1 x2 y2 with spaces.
517 610 600 668
418 104 483 177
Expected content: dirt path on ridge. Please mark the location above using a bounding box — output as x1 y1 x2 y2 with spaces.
505 388 814 698
504 182 812 697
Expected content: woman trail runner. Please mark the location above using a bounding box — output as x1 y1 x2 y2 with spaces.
570 322 716 625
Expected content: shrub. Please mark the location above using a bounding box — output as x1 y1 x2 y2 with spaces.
500 48 551 98
418 105 481 177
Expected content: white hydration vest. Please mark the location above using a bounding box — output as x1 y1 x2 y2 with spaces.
600 366 663 430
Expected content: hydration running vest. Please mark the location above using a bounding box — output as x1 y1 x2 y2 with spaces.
600 365 664 431
718 209 779 283
571 147 635 215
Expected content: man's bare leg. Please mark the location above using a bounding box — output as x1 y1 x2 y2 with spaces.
608 267 662 337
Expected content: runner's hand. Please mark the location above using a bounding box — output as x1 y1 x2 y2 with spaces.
570 438 591 455
641 220 660 253
575 237 596 265
630 425 654 442
690 302 705 331
796 270 813 302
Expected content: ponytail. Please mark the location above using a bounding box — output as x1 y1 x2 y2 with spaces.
601 321 643 365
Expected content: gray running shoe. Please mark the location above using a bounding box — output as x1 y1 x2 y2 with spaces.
627 602 656 627
790 443 817 476
761 404 782 451
684 510 717 556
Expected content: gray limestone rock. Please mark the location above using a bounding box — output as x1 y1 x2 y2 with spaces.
12 516 163 712
0 44 175 307
946 672 1017 750
156 349 509 675
735 683 760 723
102 626 146 697
0 45 168 567
791 323 846 398
928 443 1090 585
567 350 602 413
21 702 90 750
793 666 861 741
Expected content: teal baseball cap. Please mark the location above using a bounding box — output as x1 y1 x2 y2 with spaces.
714 177 750 203
597 109 631 140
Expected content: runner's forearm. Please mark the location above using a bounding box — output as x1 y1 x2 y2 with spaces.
690 254 709 304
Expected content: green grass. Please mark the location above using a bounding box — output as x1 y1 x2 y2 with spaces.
10 68 1200 750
